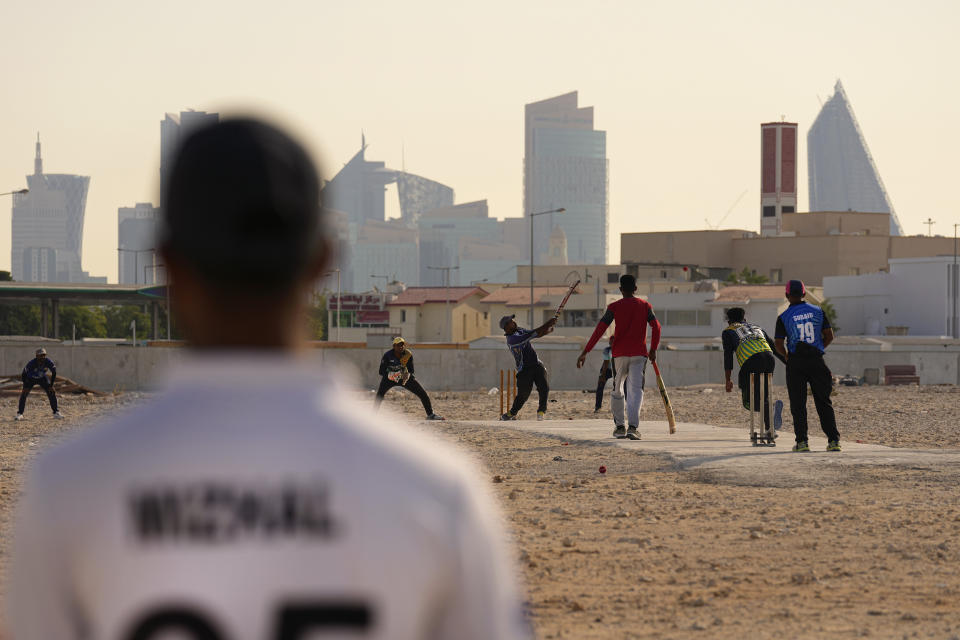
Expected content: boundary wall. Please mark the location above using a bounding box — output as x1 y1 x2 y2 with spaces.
1 342 957 393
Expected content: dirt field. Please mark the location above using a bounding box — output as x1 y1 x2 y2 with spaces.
2 383 960 638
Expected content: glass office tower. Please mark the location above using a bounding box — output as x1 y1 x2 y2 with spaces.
524 92 608 265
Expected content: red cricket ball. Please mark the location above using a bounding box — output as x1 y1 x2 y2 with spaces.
598 465 606 474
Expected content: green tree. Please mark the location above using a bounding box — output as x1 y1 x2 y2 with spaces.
58 305 108 340
0 304 41 336
725 267 769 285
104 305 152 340
820 298 840 333
0 270 12 281
307 293 328 340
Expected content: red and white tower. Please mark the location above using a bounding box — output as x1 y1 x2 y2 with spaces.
760 121 797 236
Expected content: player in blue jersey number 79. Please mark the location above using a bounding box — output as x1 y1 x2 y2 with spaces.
774 280 841 453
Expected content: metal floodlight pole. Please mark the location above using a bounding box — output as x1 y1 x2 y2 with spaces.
529 207 565 327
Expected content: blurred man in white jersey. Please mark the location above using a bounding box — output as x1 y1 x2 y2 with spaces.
6 119 529 640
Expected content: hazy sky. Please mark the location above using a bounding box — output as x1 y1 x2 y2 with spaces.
2 0 958 282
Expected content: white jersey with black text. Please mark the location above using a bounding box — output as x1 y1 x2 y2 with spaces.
7 354 529 640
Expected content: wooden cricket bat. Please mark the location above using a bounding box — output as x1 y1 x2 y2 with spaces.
651 361 676 434
554 280 580 319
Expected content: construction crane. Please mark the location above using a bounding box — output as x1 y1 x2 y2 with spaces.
706 190 748 230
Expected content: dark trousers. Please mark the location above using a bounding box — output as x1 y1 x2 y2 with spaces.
374 376 433 416
786 353 839 443
510 362 549 415
594 368 613 410
738 352 776 429
594 363 620 410
19 378 58 414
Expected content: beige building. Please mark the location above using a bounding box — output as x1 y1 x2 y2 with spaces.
386 286 489 344
517 263 693 290
621 212 956 286
478 284 623 337
479 285 574 334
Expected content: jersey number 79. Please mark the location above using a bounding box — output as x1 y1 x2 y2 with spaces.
795 321 816 344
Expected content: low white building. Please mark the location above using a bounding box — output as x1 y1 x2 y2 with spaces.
646 283 821 338
824 256 960 337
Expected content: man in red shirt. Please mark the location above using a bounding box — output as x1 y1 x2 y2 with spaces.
577 274 661 440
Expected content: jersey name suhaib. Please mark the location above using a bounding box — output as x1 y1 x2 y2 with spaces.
778 302 828 353
7 355 528 640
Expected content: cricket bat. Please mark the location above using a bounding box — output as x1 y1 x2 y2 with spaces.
651 360 676 434
554 280 580 319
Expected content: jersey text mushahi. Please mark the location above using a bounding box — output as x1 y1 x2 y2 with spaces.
129 479 339 543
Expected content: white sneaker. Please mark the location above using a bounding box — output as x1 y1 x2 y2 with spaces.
15 413 24 421
537 411 545 421
53 411 64 419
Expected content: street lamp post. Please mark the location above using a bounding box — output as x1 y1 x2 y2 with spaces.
335 268 341 342
371 274 389 310
954 223 958 339
324 269 342 342
150 264 172 340
427 265 459 342
529 207 565 327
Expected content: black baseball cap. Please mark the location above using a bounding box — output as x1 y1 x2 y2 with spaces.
499 314 515 330
785 280 806 297
160 118 325 291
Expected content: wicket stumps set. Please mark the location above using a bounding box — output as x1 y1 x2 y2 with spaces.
499 369 517 415
748 372 776 446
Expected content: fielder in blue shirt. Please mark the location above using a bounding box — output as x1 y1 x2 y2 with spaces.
774 280 840 452
17 348 63 420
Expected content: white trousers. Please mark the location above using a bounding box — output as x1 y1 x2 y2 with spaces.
611 355 647 427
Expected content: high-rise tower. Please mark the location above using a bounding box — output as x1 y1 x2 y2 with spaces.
760 121 798 236
160 110 219 206
524 92 608 265
807 80 902 235
11 135 92 282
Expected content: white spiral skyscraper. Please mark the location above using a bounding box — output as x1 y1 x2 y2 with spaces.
807 80 903 236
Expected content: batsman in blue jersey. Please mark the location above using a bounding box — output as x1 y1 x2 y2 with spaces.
774 280 840 452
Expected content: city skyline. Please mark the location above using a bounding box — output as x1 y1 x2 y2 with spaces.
1 0 958 282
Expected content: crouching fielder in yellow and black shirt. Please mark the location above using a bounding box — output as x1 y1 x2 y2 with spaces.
721 307 786 430
375 337 444 420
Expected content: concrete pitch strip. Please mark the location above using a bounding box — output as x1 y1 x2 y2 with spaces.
465 419 960 487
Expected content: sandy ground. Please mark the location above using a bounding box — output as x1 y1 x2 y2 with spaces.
2 382 960 639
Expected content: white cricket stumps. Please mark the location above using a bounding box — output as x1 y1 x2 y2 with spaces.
748 372 776 447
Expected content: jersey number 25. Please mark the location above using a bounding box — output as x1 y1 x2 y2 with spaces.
126 602 371 639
